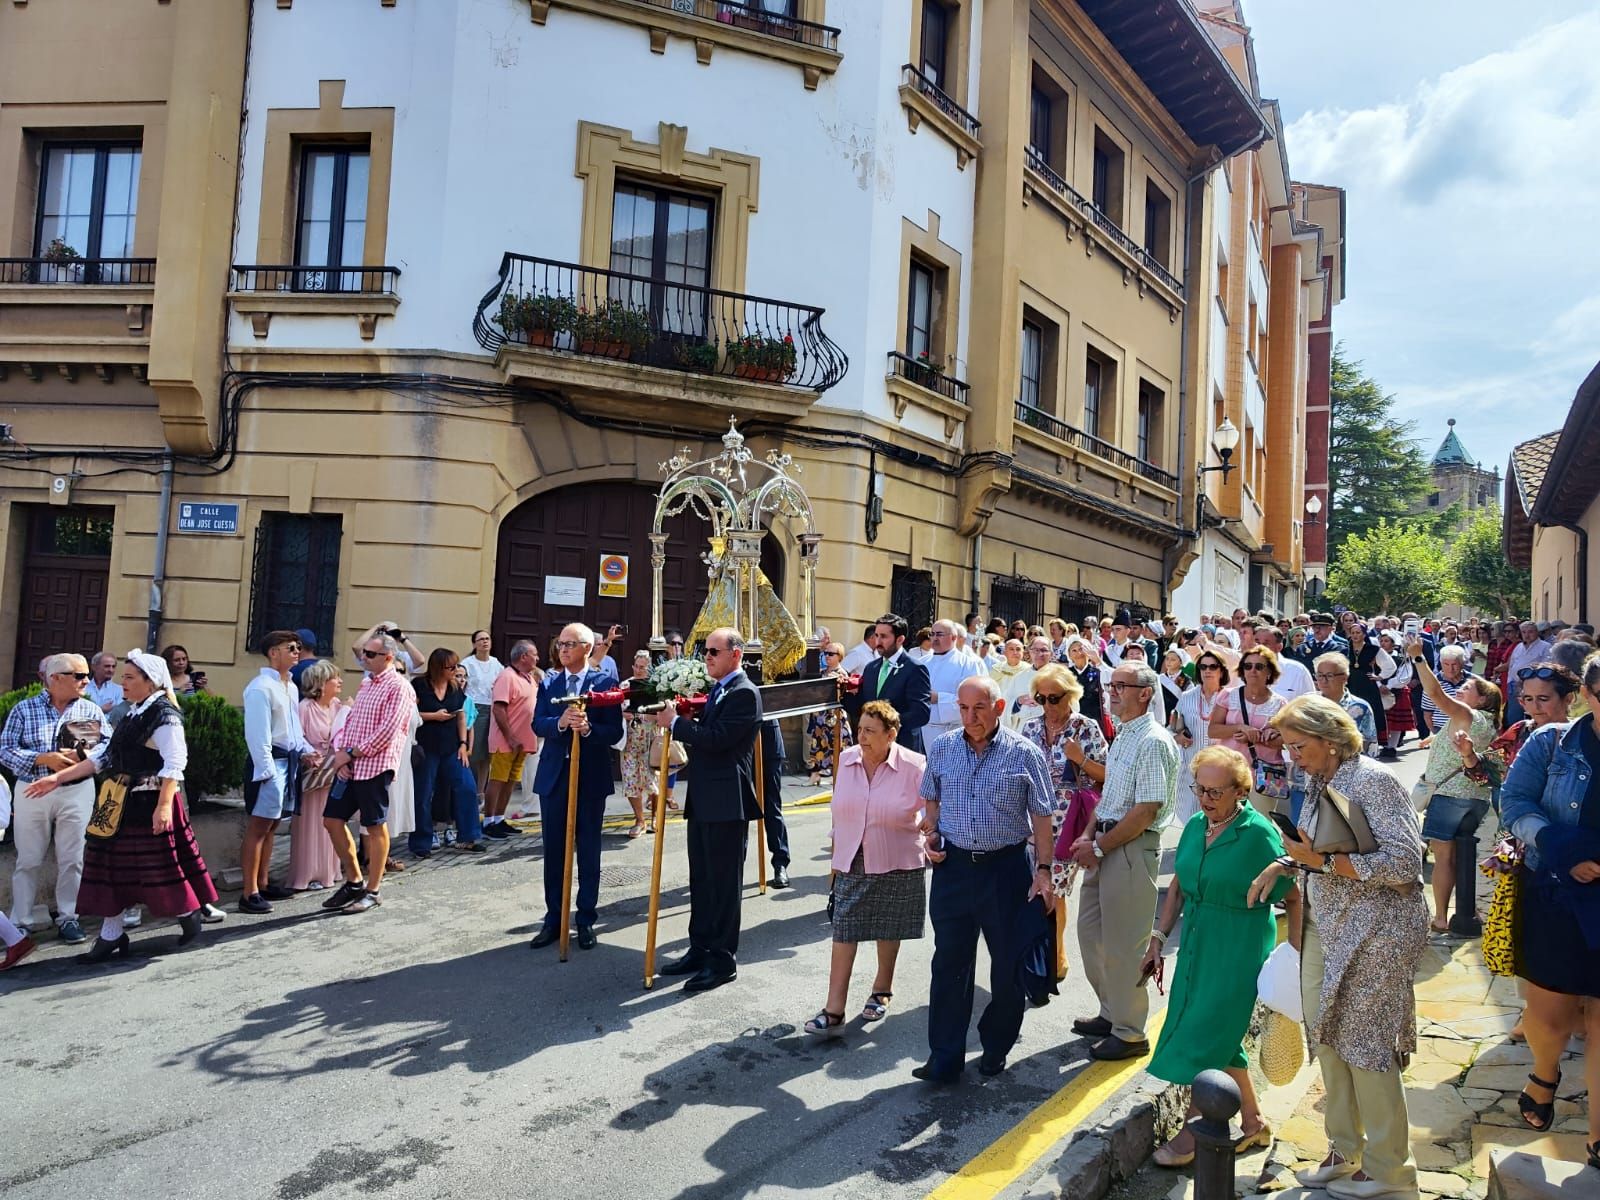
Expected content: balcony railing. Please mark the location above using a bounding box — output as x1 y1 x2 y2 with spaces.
887 351 969 404
231 265 401 295
623 0 840 50
1015 401 1179 490
474 253 848 392
900 63 981 140
0 257 155 285
1024 146 1091 208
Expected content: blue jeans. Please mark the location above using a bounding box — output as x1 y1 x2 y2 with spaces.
450 759 482 843
410 747 463 856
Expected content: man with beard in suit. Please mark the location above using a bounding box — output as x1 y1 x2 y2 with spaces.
652 627 763 993
847 613 932 752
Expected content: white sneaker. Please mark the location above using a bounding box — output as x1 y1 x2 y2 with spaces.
1297 1156 1359 1187
1327 1174 1417 1199
121 906 143 929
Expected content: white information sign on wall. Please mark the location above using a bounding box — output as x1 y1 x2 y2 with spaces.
544 575 587 607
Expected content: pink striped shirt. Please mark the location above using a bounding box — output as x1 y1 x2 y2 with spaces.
831 742 928 873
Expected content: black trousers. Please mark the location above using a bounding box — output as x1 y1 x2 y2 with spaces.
761 722 790 869
927 843 1031 1074
687 819 748 969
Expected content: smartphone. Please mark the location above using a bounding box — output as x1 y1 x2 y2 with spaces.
1268 809 1302 843
614 624 629 636
329 777 348 801
1404 618 1421 637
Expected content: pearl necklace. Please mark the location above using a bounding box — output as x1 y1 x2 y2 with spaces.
1204 806 1244 839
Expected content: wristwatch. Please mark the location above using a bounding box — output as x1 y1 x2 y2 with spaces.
344 745 361 760
1092 841 1105 860
1412 656 1426 665
1035 864 1052 874
1322 852 1335 871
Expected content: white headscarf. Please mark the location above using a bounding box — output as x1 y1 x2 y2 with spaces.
128 648 179 706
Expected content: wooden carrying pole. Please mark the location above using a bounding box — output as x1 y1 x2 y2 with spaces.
753 730 767 894
642 721 674 988
558 703 586 962
831 706 843 786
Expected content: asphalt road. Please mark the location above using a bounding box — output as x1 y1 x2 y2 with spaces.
3 786 1144 1200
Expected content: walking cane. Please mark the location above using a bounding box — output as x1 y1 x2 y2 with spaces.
643 720 674 989
754 731 768 894
558 696 588 962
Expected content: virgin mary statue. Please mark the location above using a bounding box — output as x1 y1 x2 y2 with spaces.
688 537 806 679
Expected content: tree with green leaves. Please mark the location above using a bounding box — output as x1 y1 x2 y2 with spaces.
1327 345 1431 560
1327 519 1454 615
1450 506 1531 618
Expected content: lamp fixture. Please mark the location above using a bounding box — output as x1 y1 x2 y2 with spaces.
1195 417 1240 530
1304 493 1323 527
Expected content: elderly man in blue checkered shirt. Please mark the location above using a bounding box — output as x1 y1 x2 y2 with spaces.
0 653 113 945
913 673 1056 1084
1067 661 1179 1061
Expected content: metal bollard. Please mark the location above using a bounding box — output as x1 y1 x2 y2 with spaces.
1450 830 1482 937
1191 1068 1241 1200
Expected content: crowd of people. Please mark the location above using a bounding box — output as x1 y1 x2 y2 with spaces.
1 600 1596 1187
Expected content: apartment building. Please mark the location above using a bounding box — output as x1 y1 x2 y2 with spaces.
0 0 1266 692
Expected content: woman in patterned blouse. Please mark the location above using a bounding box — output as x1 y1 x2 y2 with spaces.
1019 664 1109 899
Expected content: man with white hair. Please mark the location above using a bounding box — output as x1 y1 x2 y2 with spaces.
913 674 1055 1083
923 619 982 743
1420 644 1474 733
1067 662 1178 1061
1505 620 1553 726
85 651 122 713
0 652 113 943
528 623 622 951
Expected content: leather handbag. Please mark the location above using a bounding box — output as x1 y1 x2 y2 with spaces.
1310 783 1377 856
86 774 130 841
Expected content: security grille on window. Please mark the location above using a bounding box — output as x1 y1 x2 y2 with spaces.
1058 588 1101 622
1127 602 1155 626
247 513 342 654
890 565 937 636
990 574 1043 628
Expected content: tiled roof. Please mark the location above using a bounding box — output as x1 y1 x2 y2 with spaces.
1510 432 1560 512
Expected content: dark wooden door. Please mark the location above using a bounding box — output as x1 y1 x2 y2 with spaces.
492 482 712 671
13 506 114 687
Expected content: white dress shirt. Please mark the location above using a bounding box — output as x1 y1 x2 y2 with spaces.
839 640 876 675
242 667 314 781
1507 638 1554 691
924 649 981 735
86 677 123 711
1271 654 1316 702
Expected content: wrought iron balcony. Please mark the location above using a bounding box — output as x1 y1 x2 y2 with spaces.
655 0 841 50
887 351 969 404
231 265 401 295
473 253 848 393
1024 146 1090 208
1015 401 1179 490
900 64 981 141
0 257 155 285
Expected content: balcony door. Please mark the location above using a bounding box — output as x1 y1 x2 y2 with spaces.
34 142 141 281
610 184 714 338
294 145 370 292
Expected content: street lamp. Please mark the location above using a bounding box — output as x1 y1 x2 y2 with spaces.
1305 493 1323 526
1196 417 1240 529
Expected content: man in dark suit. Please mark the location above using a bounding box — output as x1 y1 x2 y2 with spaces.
848 613 931 753
528 622 624 951
651 626 762 992
759 720 791 889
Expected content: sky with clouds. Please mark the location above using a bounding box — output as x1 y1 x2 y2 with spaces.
1241 0 1599 473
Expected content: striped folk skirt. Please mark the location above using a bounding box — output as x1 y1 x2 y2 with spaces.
77 788 219 919
831 849 926 943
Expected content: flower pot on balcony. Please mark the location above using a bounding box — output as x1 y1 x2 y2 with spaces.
524 326 557 348
38 260 85 284
578 338 632 360
734 363 786 383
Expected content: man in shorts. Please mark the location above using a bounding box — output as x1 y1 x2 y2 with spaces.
238 630 318 914
320 632 418 913
484 640 540 840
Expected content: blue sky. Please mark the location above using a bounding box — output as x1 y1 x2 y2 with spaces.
1241 0 1600 472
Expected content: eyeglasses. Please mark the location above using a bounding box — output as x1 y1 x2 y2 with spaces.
283 644 302 654
1106 681 1148 693
1240 662 1269 672
53 671 91 681
555 640 588 651
1315 671 1347 680
361 649 388 660
1032 692 1067 705
1518 666 1561 682
705 646 727 658
1190 783 1234 801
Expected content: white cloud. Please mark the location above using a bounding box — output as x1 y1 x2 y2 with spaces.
1284 12 1600 459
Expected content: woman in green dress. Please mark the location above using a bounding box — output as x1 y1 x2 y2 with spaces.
1144 745 1302 1166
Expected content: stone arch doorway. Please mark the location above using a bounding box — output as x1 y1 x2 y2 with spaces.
491 481 712 670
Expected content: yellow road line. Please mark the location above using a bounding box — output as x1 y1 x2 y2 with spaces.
925 1006 1169 1200
503 790 835 834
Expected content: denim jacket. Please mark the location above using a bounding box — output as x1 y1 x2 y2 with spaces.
1500 721 1595 871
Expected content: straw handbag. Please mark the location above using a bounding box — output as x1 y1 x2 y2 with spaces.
1259 1009 1305 1086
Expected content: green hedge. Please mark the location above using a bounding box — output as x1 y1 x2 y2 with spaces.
177 692 248 803
0 682 40 789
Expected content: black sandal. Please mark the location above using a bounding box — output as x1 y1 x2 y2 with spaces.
862 991 893 1022
1518 1071 1560 1131
1588 1141 1599 1170
804 1009 846 1038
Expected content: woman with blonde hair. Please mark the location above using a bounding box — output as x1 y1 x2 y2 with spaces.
292 660 348 889
1018 664 1107 898
1147 745 1298 1165
1210 645 1289 814
1250 694 1426 1197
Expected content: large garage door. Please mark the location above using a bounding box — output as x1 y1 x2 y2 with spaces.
491 482 712 669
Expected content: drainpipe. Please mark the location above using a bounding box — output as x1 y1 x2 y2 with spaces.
1559 522 1589 624
146 453 175 652
972 533 983 618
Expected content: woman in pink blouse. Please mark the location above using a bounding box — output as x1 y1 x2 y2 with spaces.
805 700 928 1037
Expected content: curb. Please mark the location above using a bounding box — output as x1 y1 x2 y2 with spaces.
1010 1079 1188 1200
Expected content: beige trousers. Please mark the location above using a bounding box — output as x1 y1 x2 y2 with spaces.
1076 828 1161 1042
1301 914 1419 1193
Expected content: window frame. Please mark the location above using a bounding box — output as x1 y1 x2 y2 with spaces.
609 179 717 336
1142 179 1173 269
890 564 938 635
1137 380 1165 466
906 257 937 361
247 512 343 656
292 143 372 291
1020 318 1044 412
33 139 143 264
1090 128 1125 227
919 0 952 91
1084 350 1110 439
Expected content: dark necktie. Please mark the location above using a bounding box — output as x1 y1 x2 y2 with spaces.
567 673 582 696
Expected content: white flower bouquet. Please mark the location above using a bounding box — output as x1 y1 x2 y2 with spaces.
648 657 711 699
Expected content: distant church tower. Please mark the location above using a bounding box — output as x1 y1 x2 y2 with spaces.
1415 418 1500 517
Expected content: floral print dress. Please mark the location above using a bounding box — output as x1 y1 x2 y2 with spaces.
804 709 853 776
1020 712 1109 896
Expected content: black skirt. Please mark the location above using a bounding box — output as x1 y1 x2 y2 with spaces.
1516 866 1600 998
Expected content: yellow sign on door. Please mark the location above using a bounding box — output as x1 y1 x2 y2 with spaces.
598 553 628 598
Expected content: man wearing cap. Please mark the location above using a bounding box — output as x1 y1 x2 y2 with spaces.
1295 613 1349 667
290 628 321 688
1103 609 1157 668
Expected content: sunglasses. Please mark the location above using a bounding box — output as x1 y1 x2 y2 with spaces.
1198 661 1223 671
1518 666 1562 682
54 671 91 681
1032 692 1067 705
705 646 728 658
668 640 684 647
1106 681 1148 693
361 649 388 660
1240 662 1269 672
